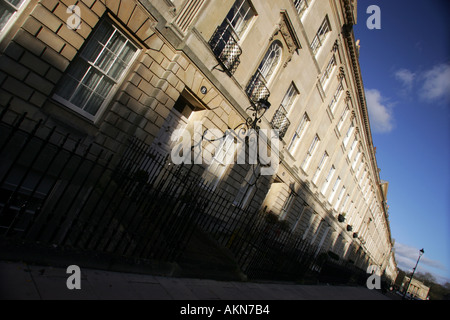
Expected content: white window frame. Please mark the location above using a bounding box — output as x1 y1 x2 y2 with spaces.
348 139 358 160
312 151 328 185
258 40 282 83
320 54 337 87
355 159 363 178
223 0 256 41
310 219 323 245
53 19 140 122
321 164 335 195
347 201 354 222
315 225 330 256
337 105 349 132
0 0 28 40
202 133 235 190
359 169 367 187
353 151 362 171
280 190 295 220
280 82 299 114
329 81 343 114
311 16 331 54
363 183 370 200
287 112 309 154
233 165 260 208
293 0 308 16
334 185 346 210
343 122 355 147
328 176 341 203
301 134 320 171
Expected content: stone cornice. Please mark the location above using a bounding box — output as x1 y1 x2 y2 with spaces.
341 0 393 246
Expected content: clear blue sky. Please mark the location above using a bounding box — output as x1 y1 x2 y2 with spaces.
354 0 450 284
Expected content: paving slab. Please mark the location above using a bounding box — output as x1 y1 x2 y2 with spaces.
156 276 201 300
83 269 141 300
0 261 391 300
0 261 40 300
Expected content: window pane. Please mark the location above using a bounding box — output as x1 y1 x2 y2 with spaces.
0 3 14 30
71 85 93 109
81 39 104 62
55 20 138 118
84 93 103 115
70 68 102 106
6 0 24 7
107 60 127 80
258 42 282 80
226 0 254 37
81 68 103 90
66 59 90 80
95 49 116 72
95 20 115 46
94 77 114 98
55 59 89 100
119 43 137 64
107 32 127 55
55 76 79 101
281 83 298 113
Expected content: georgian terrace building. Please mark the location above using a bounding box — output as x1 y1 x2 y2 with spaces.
0 0 396 280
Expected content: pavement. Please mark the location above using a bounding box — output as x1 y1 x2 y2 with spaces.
0 260 391 301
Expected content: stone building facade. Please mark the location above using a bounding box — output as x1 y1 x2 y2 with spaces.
402 277 430 300
0 0 396 280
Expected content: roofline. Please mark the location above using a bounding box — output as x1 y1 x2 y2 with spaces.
340 0 393 244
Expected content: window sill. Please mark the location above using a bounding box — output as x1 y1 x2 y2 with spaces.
43 98 100 136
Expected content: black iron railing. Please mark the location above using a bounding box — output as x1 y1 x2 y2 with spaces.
209 24 242 75
0 105 369 283
270 105 291 139
246 70 270 104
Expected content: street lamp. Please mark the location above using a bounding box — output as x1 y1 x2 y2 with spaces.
192 98 272 184
199 98 272 143
403 248 424 299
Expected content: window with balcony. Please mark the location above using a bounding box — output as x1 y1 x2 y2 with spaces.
311 16 331 54
271 83 298 139
246 40 282 103
209 0 255 75
54 19 139 121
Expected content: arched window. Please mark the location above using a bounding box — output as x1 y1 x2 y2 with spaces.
246 41 282 102
258 40 282 82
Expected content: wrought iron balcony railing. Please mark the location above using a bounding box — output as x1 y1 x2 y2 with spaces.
209 24 242 75
270 105 291 139
246 70 270 104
